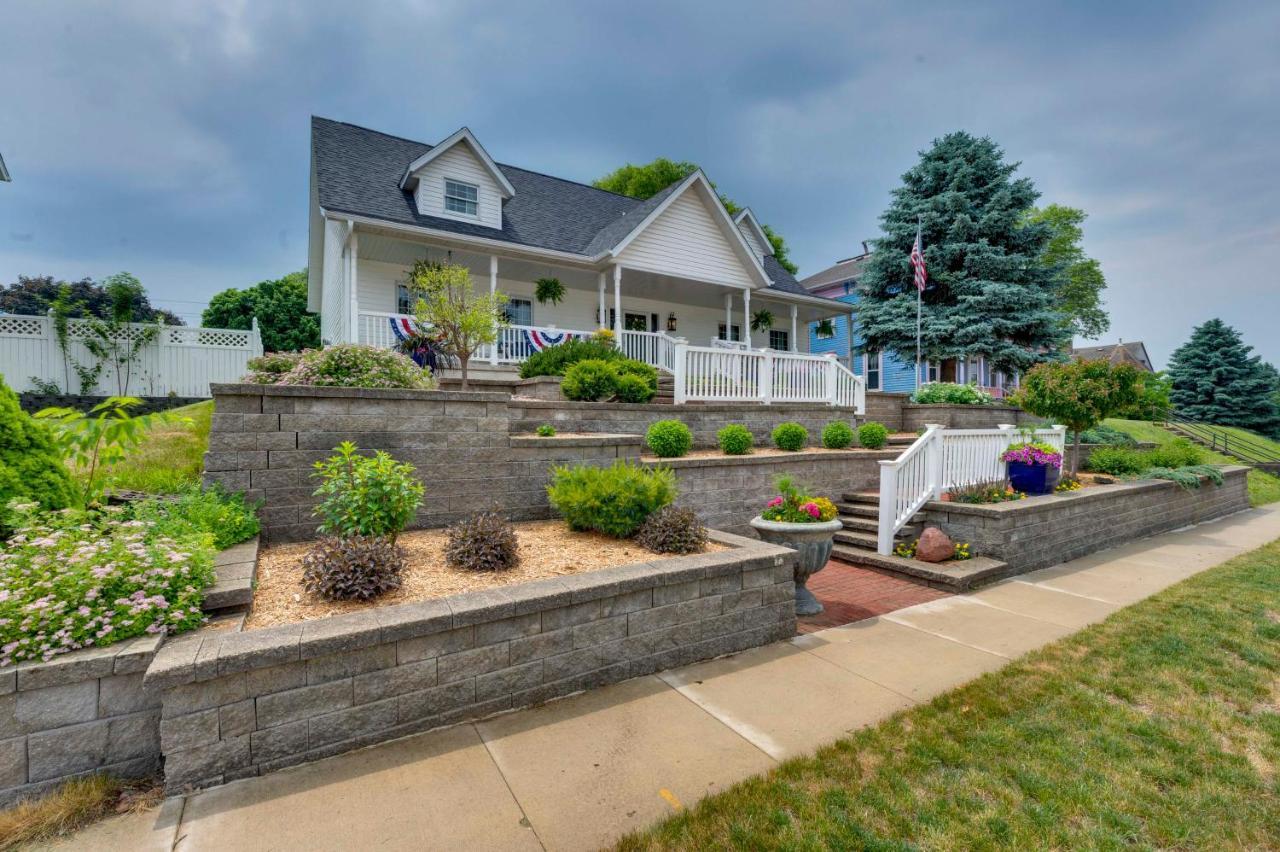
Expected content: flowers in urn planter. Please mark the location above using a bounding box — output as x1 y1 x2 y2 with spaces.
1000 441 1063 469
761 478 837 524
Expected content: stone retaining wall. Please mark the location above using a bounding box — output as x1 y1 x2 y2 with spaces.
900 403 1039 432
924 466 1250 573
144 532 796 791
644 450 893 535
0 636 163 807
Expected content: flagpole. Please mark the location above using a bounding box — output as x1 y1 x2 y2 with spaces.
915 215 922 391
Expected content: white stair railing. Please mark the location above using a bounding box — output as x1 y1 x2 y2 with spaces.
877 424 1067 554
619 330 678 373
671 343 865 410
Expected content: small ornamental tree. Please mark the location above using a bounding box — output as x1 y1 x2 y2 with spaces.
407 260 507 389
1017 360 1141 475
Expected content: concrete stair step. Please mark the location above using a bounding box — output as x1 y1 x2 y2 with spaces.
835 502 879 519
840 516 918 537
829 545 1013 591
833 529 911 550
841 491 881 505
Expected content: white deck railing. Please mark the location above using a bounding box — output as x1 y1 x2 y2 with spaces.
620 330 676 373
877 424 1067 554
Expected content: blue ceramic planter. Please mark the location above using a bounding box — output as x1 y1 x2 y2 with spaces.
1007 461 1060 495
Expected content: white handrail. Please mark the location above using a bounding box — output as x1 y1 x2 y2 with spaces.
877 424 1067 554
619 329 678 373
672 343 865 410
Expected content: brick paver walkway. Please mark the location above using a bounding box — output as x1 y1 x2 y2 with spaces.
797 560 950 633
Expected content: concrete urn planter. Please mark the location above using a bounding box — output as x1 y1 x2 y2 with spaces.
749 516 843 615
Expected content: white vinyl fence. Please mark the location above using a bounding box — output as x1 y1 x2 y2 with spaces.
0 313 263 398
877 424 1067 554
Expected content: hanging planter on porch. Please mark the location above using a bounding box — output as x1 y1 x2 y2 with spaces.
814 318 835 338
535 277 565 305
751 309 774 332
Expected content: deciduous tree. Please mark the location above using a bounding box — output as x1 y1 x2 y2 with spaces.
201 270 320 352
1025 204 1110 339
1017 359 1142 475
407 260 507 390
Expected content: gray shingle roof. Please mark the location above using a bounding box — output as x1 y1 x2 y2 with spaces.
311 116 811 298
799 254 870 291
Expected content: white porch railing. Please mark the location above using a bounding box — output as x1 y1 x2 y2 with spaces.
877 424 1067 554
486 324 595 364
620 330 676 373
673 343 864 409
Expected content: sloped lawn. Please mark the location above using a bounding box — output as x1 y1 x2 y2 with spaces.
100 400 212 494
619 539 1280 850
1105 418 1280 507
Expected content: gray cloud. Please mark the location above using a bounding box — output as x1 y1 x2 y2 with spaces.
1 0 1276 360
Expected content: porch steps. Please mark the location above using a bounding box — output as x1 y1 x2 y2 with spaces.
829 492 1011 591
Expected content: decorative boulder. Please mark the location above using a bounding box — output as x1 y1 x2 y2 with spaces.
914 527 954 563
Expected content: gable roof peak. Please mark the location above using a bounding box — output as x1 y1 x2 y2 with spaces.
398 126 516 198
731 207 773 256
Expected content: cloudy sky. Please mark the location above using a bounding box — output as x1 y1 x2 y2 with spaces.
2 1 1277 367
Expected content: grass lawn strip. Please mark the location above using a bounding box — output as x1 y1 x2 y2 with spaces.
1105 418 1280 507
619 537 1280 850
100 400 212 494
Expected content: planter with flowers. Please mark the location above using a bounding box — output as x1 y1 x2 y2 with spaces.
749 477 842 615
1001 440 1063 495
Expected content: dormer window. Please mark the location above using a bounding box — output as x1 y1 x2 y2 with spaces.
444 179 478 216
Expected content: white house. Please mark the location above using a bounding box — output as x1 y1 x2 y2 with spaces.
307 117 862 408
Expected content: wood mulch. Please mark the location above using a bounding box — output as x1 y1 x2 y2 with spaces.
643 446 873 462
245 519 725 630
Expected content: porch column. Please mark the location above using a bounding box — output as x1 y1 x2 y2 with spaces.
347 224 359 344
612 265 623 343
742 289 752 348
597 272 606 329
789 304 798 352
489 255 499 365
849 312 856 370
724 292 732 341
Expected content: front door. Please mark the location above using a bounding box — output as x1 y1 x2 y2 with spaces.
624 312 649 332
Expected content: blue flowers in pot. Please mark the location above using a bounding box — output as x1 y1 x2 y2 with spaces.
1001 441 1063 495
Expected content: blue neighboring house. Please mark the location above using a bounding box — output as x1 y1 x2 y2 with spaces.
801 249 1015 397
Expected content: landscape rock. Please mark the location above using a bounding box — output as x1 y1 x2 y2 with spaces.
914 527 954 563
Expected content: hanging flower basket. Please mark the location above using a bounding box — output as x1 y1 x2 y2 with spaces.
535 277 565 305
1001 441 1063 495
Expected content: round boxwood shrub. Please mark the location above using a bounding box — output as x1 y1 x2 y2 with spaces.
772 422 808 452
717 424 754 455
278 344 435 389
614 359 658 393
821 421 855 449
615 373 656 403
561 359 618 401
857 421 889 449
646 420 693 458
547 461 676 538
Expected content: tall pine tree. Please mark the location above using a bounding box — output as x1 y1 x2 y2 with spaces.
856 133 1065 374
1166 318 1280 436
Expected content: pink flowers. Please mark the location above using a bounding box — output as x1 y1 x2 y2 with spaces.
801 502 821 518
767 497 784 508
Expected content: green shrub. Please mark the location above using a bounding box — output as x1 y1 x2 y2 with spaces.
636 506 707 554
311 442 424 542
717 424 754 455
1144 464 1223 491
614 359 658 393
822 421 855 449
1086 446 1146 476
1145 438 1202 468
243 352 301 384
518 339 623 379
0 377 75 530
129 485 260 550
278 344 435 389
857 421 889 449
561 359 618 401
301 535 404 601
0 505 214 665
772 422 808 451
547 461 676 538
535 424 556 437
446 512 520 571
910 382 993 405
615 373 656 403
1078 424 1137 446
646 420 693 458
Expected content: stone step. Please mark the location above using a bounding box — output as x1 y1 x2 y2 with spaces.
841 491 881 505
203 537 259 616
839 516 918 537
835 502 879 519
829 545 1013 591
833 529 908 550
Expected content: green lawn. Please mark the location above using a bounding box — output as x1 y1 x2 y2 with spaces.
619 539 1280 850
1104 418 1280 507
100 400 213 494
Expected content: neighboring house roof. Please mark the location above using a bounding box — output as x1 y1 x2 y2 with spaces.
799 252 871 292
1072 341 1155 372
0 152 9 182
311 116 816 299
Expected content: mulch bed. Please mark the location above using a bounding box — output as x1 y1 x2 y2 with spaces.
245 519 724 630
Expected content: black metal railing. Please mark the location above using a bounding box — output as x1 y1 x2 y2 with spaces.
1155 410 1280 467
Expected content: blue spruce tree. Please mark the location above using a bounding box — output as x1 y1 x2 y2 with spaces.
856 132 1066 375
1167 318 1280 436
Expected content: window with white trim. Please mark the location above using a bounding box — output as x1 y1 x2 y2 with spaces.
718 323 741 342
864 351 882 390
503 298 533 326
397 284 413 315
927 361 940 383
444 179 478 216
768 329 789 351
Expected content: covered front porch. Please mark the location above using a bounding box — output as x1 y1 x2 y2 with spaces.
329 223 863 410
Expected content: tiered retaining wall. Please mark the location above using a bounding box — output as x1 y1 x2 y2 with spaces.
924 466 1250 573
899 403 1039 432
143 532 796 791
0 636 163 808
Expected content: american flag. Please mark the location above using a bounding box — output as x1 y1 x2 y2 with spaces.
910 224 927 293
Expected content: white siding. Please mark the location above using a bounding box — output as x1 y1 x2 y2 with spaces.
737 222 766 260
321 219 350 344
412 144 504 230
616 191 756 288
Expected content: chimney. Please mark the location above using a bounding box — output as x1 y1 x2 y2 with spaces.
861 240 869 256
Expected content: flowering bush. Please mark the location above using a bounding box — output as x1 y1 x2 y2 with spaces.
760 477 833 524
1055 477 1083 493
910 382 993 405
1001 441 1062 469
275 345 436 389
948 479 1026 504
0 504 214 666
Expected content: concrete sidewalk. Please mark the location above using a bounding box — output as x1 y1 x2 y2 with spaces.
41 506 1280 852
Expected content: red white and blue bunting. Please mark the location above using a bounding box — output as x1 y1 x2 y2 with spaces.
387 315 421 342
524 329 584 351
